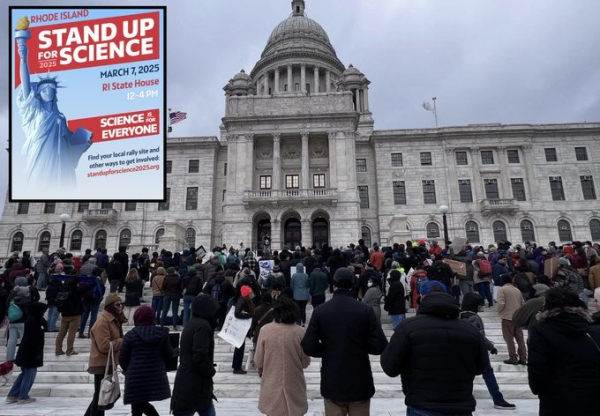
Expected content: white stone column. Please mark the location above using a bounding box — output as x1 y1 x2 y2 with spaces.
470 147 483 200
247 134 254 190
497 147 510 198
263 72 269 95
522 144 536 200
271 219 281 251
363 87 369 111
272 133 281 190
226 134 238 192
314 66 319 93
325 70 330 92
287 65 292 92
274 68 279 94
301 64 306 93
301 219 312 248
328 131 338 189
301 132 310 190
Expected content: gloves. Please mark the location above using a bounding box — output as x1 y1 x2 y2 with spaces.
490 348 498 355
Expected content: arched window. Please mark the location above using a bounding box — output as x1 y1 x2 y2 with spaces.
38 231 51 252
361 226 372 248
520 220 535 243
155 228 165 245
465 221 480 243
590 219 600 241
426 222 440 239
185 228 196 248
94 230 107 250
11 232 24 252
557 220 572 242
492 221 507 243
119 229 131 248
70 230 82 251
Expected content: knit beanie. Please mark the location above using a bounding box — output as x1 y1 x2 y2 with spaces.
156 267 166 275
420 280 447 296
15 276 28 287
240 285 253 298
133 305 156 326
104 293 122 308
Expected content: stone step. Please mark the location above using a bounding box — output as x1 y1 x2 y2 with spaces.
0 382 537 400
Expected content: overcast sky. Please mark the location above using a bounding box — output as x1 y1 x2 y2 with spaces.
1 0 599 215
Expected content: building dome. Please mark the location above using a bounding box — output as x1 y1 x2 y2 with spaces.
250 0 345 78
223 69 256 96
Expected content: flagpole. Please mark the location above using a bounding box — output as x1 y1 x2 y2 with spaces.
432 97 438 128
167 107 172 138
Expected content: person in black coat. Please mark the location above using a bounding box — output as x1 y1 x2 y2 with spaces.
171 294 220 416
301 268 388 414
384 270 407 329
120 305 174 416
380 291 489 415
528 288 600 416
6 302 47 403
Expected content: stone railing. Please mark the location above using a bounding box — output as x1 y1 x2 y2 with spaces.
479 198 519 214
243 188 338 206
225 92 354 117
82 209 118 222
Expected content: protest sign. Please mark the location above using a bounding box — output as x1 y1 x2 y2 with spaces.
218 306 252 349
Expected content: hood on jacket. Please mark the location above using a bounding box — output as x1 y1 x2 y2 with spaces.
536 307 593 338
295 263 305 273
417 292 460 319
132 325 168 345
27 302 48 320
192 294 220 320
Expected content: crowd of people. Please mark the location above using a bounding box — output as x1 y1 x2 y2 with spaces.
1 237 600 415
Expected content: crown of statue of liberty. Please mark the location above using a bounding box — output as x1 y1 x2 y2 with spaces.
35 74 65 91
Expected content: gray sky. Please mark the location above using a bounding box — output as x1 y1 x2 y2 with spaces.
2 0 599 214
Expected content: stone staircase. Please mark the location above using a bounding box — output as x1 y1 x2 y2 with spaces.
0 286 539 415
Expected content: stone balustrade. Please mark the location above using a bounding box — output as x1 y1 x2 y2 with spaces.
81 209 118 222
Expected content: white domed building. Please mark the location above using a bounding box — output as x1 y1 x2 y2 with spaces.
1 0 599 256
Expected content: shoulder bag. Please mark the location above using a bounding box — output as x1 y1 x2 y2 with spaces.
97 341 121 410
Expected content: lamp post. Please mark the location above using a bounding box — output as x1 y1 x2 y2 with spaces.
59 213 71 249
438 205 449 247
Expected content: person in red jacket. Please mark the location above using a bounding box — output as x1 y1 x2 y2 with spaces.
369 245 385 272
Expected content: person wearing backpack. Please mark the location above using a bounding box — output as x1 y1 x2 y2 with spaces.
409 269 429 309
203 267 234 331
6 276 39 362
473 252 494 308
55 274 95 356
78 268 105 339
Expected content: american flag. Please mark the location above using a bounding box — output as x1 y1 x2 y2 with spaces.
169 111 187 125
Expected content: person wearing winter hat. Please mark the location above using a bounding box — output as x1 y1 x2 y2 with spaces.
5 276 40 362
120 305 174 416
182 266 203 326
302 268 388 414
85 293 125 415
460 293 516 410
384 270 407 329
161 267 183 330
232 285 255 374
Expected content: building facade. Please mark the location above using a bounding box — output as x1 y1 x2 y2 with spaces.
2 0 600 257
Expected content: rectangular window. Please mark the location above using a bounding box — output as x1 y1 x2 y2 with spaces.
481 150 494 165
484 178 499 199
545 148 558 162
358 186 369 208
188 159 199 173
511 178 526 201
313 174 325 188
391 153 403 167
166 160 172 174
455 151 468 166
356 158 367 172
575 147 588 161
78 202 89 213
186 187 198 210
420 152 432 166
549 177 565 201
422 180 436 204
17 202 29 215
306 83 311 94
260 175 272 190
507 150 520 164
393 181 406 205
44 202 56 214
158 188 170 211
458 180 473 203
222 189 226 202
285 175 299 189
101 202 113 209
125 202 137 211
581 176 597 200
224 163 228 176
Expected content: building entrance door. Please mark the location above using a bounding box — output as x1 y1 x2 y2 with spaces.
257 218 271 251
284 218 302 250
312 218 329 248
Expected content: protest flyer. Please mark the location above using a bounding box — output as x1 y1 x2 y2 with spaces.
9 6 166 201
